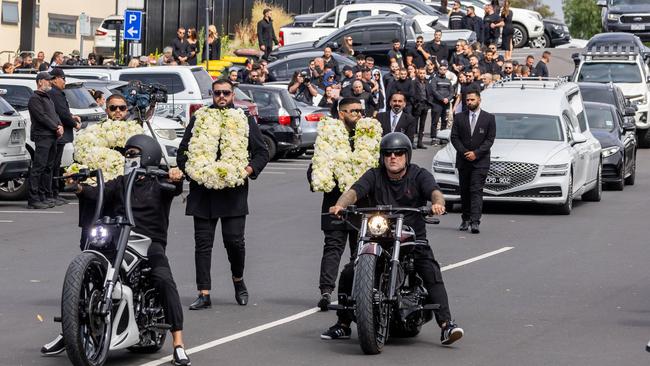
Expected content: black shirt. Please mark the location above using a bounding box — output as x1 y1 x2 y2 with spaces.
534 61 549 78
449 11 465 30
351 164 440 241
426 41 449 64
171 38 189 61
407 47 427 69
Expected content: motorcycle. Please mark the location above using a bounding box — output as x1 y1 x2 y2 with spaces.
59 167 175 366
331 205 442 355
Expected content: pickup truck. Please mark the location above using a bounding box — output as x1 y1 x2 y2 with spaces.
280 3 439 46
272 14 476 67
598 0 650 41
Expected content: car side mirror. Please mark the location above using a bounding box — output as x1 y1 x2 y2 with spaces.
623 120 636 131
596 0 607 6
624 106 637 116
571 132 588 146
437 129 451 143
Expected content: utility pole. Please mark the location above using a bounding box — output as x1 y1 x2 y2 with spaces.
205 0 211 62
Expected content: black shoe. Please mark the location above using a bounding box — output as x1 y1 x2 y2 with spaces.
441 321 464 345
27 201 51 210
417 144 427 150
318 292 332 311
234 280 248 306
430 139 437 146
172 346 191 366
52 197 68 206
320 323 351 340
470 222 480 234
188 294 211 310
41 334 65 355
459 220 470 231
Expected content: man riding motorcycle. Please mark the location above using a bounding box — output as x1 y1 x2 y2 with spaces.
41 135 191 366
321 132 464 346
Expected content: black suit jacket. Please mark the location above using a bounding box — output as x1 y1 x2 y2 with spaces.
177 105 269 219
377 111 416 142
450 109 496 169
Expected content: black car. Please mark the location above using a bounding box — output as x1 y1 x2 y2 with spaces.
585 32 650 59
271 14 475 67
584 101 637 190
237 84 301 160
267 51 356 82
579 82 637 124
598 0 650 40
538 19 571 48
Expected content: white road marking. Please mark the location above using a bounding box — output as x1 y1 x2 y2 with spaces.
0 210 64 214
138 246 514 366
0 220 13 223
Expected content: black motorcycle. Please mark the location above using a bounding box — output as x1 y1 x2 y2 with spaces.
332 205 441 355
59 167 175 366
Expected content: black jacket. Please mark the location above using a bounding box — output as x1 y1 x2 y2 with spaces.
28 90 61 138
172 38 189 61
464 15 484 44
450 109 496 169
377 111 416 142
387 78 414 105
48 87 76 144
208 38 221 61
257 18 278 47
430 74 455 104
426 41 449 64
177 105 269 219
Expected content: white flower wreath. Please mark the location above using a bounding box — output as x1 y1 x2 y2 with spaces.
69 119 145 182
311 117 383 193
184 107 250 189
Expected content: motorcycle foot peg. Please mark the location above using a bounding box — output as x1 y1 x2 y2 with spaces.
327 304 343 311
150 323 172 330
422 304 440 311
53 316 62 323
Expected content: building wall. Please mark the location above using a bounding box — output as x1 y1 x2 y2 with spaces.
0 0 117 63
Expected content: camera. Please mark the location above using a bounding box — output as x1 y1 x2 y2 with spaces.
123 80 168 114
300 70 311 84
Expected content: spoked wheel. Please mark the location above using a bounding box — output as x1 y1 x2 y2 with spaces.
62 252 111 366
353 254 391 355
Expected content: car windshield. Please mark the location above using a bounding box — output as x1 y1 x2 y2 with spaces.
580 87 616 105
578 63 642 83
64 86 98 109
234 87 253 102
611 0 647 5
585 105 617 132
495 113 563 141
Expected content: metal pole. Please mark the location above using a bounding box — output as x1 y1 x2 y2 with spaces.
205 0 210 62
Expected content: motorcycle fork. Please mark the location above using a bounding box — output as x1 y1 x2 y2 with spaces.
387 217 404 302
100 225 133 317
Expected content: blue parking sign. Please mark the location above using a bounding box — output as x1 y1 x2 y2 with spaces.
124 10 142 41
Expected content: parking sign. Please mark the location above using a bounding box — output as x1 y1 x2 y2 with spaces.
123 10 142 41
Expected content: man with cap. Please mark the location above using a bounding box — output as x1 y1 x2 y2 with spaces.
430 60 455 144
26 72 63 209
48 68 81 205
340 65 355 89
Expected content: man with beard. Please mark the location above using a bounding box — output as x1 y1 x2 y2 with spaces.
387 39 405 69
430 61 454 144
378 92 416 145
308 97 373 311
448 0 464 30
406 36 431 69
340 65 355 89
383 62 400 92
480 50 502 75
464 6 484 44
178 79 269 310
257 8 278 60
412 68 431 148
426 30 449 66
386 68 414 115
351 80 377 118
483 4 501 47
322 46 339 78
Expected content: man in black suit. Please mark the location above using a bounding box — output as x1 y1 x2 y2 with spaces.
450 90 496 234
377 92 416 147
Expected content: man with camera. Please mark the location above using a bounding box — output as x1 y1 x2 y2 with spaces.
289 71 318 105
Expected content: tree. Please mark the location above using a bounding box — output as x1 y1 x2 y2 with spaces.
510 0 555 18
563 0 601 39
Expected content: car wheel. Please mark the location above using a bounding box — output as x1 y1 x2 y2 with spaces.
531 35 547 48
0 177 28 200
582 164 602 202
284 147 307 159
512 24 528 49
543 34 552 48
624 152 636 185
557 173 573 215
610 164 625 191
262 134 278 161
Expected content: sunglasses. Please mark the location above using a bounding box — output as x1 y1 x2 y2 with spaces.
382 150 406 158
108 105 128 112
124 150 141 158
213 90 232 97
341 109 364 115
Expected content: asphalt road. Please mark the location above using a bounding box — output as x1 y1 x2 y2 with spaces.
3 48 650 366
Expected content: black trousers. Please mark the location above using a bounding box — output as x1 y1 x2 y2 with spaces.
430 103 450 138
319 230 358 292
50 143 66 198
148 241 184 332
27 135 57 204
261 43 272 60
412 106 429 145
458 167 488 223
193 216 246 291
336 244 452 327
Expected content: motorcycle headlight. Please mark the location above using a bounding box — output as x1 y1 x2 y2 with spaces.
89 226 110 247
607 13 621 21
368 215 389 237
601 146 621 158
154 129 178 140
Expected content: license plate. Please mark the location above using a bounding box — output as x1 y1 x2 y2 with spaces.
10 129 24 144
631 24 645 31
486 176 511 185
111 36 116 42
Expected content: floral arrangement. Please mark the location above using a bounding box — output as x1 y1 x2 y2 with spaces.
184 107 250 189
311 117 383 192
69 119 144 182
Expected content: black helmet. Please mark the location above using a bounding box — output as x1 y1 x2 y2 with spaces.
124 134 162 167
380 132 412 166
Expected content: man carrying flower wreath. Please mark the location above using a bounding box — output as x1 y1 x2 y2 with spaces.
177 79 269 310
307 97 383 311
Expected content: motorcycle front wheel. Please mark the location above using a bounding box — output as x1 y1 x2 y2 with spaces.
61 252 112 366
353 254 391 355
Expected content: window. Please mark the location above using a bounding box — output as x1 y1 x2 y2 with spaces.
568 92 588 132
191 68 214 99
334 30 365 47
577 63 642 84
343 11 371 25
48 13 78 39
101 19 123 30
2 1 19 25
586 105 616 132
0 85 32 111
63 86 98 109
369 28 399 45
286 58 309 76
494 113 563 142
118 73 185 94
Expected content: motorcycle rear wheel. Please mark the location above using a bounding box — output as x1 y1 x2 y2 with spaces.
354 254 390 355
62 252 112 366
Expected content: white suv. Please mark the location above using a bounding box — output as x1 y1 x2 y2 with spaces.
93 15 123 58
0 91 30 200
433 78 602 215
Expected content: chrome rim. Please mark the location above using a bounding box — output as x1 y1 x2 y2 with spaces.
0 178 24 193
513 28 524 47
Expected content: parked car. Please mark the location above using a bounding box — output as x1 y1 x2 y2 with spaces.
433 78 602 215
342 0 450 27
237 84 301 160
532 19 571 48
267 51 356 81
578 82 637 126
93 15 124 58
0 91 30 201
598 0 650 40
584 101 637 190
271 14 476 67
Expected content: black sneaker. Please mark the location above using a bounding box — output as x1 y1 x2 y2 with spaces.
320 323 351 340
188 294 211 310
172 346 191 366
27 201 52 210
440 321 464 345
41 334 65 355
318 292 332 311
52 197 68 206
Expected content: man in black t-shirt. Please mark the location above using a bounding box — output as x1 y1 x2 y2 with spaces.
320 133 464 346
406 35 431 69
448 0 465 30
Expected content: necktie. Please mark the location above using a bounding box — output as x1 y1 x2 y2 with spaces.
392 113 399 132
470 112 477 136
